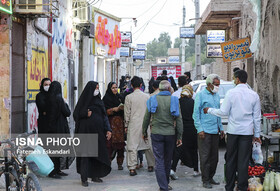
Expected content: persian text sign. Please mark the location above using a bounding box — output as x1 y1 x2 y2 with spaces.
207 44 222 58
121 32 132 43
120 47 130 57
180 27 195 38
221 38 252 62
132 50 145 60
207 30 225 43
168 56 180 63
27 47 49 101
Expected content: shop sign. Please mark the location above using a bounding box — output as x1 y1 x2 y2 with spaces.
120 47 130 57
152 66 181 78
206 44 222 58
180 27 195 38
221 38 252 62
132 50 145 60
207 30 225 43
136 44 146 50
0 0 12 14
168 56 180 63
95 16 121 55
121 32 132 43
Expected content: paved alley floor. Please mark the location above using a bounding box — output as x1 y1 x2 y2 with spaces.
36 147 227 191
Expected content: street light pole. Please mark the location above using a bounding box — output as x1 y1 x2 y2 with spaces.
181 5 186 75
195 0 201 80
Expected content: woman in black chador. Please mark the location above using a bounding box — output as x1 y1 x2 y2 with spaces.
74 81 112 187
47 81 71 178
36 78 51 134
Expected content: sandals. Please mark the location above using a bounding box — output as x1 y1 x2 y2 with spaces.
129 169 137 176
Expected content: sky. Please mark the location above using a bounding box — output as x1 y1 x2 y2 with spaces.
93 0 211 46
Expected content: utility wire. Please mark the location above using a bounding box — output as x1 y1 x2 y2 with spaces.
133 0 168 36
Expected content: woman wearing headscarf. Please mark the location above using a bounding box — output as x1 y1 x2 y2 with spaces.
36 78 51 134
103 82 125 170
47 81 71 178
148 77 155 94
73 81 112 187
169 76 178 91
170 85 200 180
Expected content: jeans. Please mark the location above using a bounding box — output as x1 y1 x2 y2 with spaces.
151 134 176 191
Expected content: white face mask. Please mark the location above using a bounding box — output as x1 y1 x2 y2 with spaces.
43 86 50 92
211 85 219 93
93 89 100 96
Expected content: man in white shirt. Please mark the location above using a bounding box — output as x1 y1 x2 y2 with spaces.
203 70 261 191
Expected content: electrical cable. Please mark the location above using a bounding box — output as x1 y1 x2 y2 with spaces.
133 0 168 36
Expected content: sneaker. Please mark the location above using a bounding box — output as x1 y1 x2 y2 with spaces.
170 170 178 180
203 182 212 189
193 171 201 177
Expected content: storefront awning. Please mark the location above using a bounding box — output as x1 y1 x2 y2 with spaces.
195 0 243 35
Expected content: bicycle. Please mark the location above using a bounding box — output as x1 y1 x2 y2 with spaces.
0 130 42 191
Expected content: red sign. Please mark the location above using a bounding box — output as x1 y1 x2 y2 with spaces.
151 66 181 78
95 16 121 55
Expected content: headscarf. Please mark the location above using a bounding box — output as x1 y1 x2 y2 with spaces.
73 81 103 122
148 77 155 94
39 78 51 92
181 84 193 98
48 81 62 98
169 76 178 91
102 82 123 110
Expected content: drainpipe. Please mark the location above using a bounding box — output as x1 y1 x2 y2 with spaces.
33 19 52 37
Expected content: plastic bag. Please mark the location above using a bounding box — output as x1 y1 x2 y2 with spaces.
252 142 264 164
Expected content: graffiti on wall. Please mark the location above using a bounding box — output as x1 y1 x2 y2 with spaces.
0 24 10 136
52 2 72 100
95 16 121 55
27 47 49 101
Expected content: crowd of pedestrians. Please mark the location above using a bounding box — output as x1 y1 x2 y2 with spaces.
36 69 261 191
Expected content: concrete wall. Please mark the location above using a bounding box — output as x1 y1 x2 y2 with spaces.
241 0 280 114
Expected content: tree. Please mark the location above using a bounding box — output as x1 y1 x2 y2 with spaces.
146 32 172 60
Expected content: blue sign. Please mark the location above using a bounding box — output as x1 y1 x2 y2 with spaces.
168 56 180 63
207 30 225 43
180 27 195 38
120 47 130 57
137 44 146 50
132 50 145 60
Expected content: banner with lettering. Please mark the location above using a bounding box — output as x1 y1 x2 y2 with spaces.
221 38 252 62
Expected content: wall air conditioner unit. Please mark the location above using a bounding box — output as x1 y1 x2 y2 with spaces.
157 58 167 64
76 3 89 23
15 0 50 14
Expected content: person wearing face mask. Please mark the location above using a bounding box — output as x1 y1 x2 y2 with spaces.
103 82 125 170
192 74 224 189
203 70 261 191
46 81 72 179
36 78 51 134
73 81 112 187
